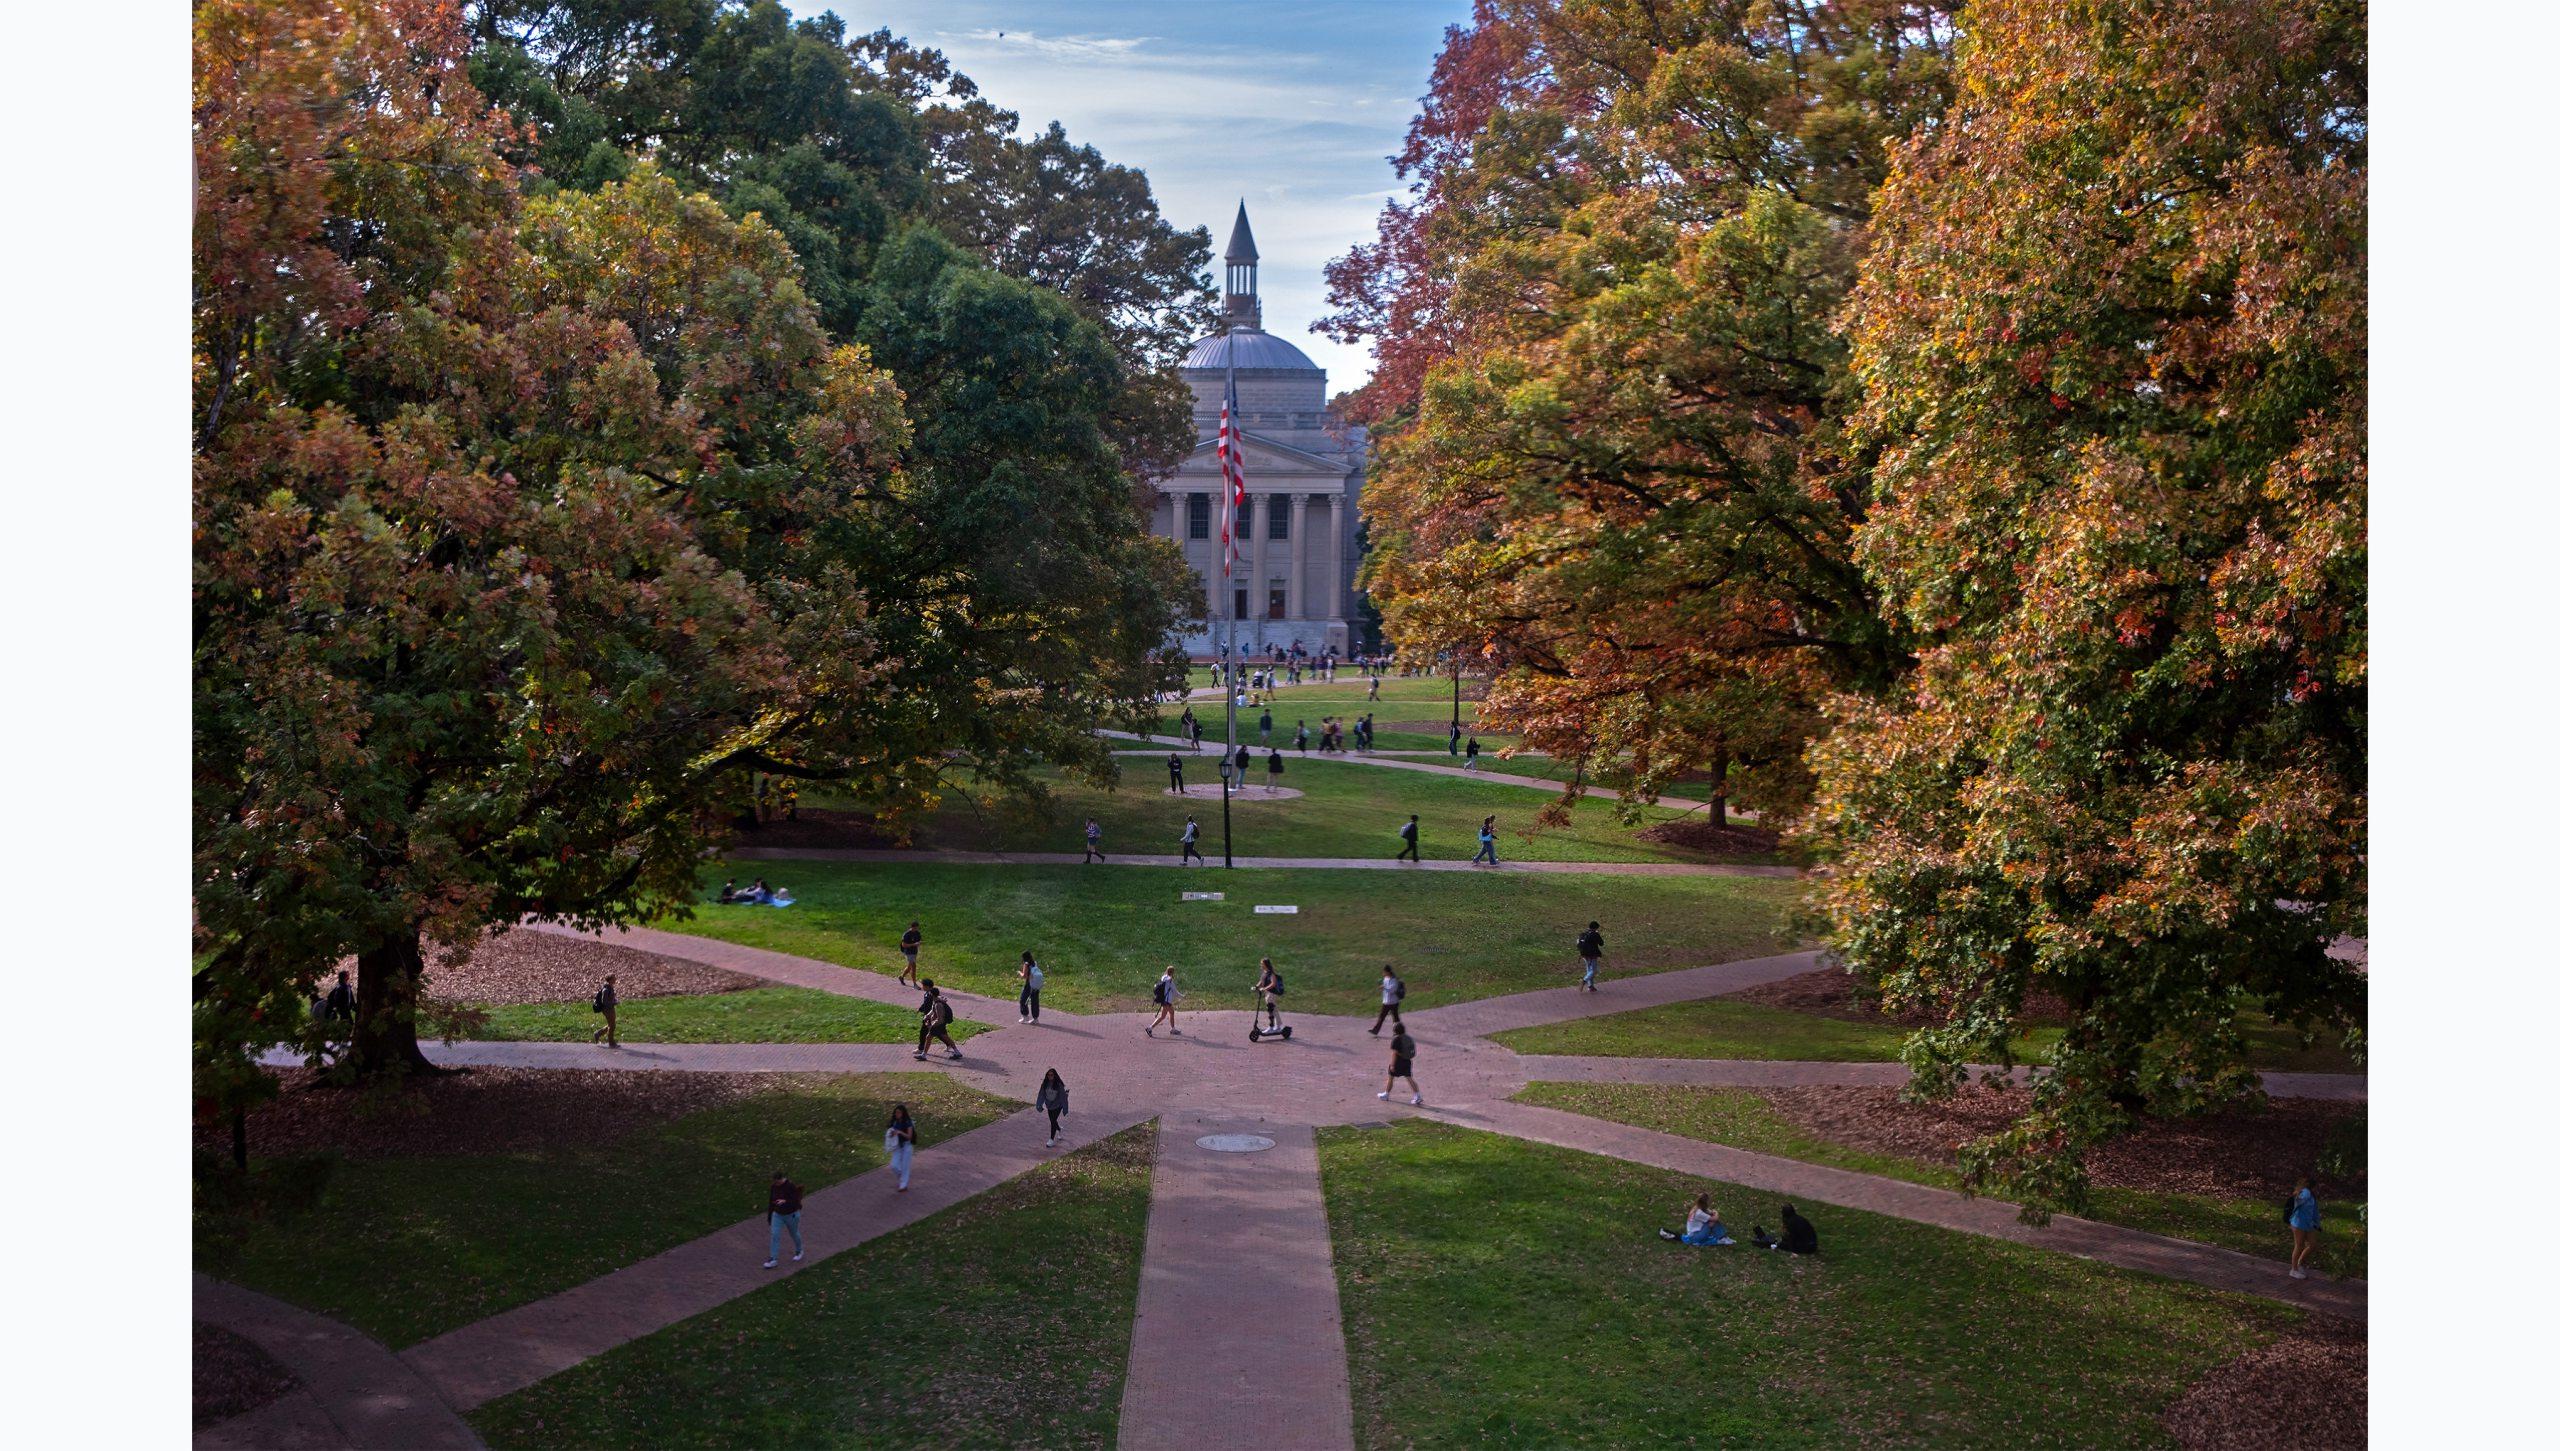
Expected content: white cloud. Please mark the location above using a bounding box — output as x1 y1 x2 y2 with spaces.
950 29 1155 61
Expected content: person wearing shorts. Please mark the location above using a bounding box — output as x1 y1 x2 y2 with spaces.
1083 817 1105 863
1254 956 1285 1033
898 921 922 987
2288 1179 2322 1279
1379 1026 1421 1106
1145 968 1182 1037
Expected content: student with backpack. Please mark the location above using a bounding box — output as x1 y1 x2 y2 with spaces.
1472 815 1500 866
1464 736 1482 770
1254 957 1286 1034
1016 951 1045 1024
898 921 923 987
1395 814 1421 863
1036 1069 1071 1148
1145 968 1183 1038
764 1171 804 1269
590 974 619 1047
912 981 963 1060
885 1104 917 1191
1378 1026 1422 1105
1576 921 1605 991
1370 966 1407 1035
1180 815 1205 865
1082 817 1106 863
1295 720 1310 753
322 970 355 1022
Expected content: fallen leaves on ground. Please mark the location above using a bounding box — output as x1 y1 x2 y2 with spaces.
192 1323 297 1429
209 1067 819 1160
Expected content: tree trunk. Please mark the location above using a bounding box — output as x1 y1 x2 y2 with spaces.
1707 749 1729 830
231 1107 248 1172
351 927 443 1078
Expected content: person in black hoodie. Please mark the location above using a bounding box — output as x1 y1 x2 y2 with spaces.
1752 1205 1819 1254
764 1171 803 1269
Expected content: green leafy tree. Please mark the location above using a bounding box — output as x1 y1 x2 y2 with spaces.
1811 0 2367 1214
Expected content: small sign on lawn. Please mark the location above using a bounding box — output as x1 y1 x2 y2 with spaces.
1182 891 1225 901
1254 904 1299 914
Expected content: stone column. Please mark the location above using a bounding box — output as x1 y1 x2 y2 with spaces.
1284 493 1304 627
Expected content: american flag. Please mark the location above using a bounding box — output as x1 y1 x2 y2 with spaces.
1216 371 1245 578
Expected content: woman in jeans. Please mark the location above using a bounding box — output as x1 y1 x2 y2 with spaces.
885 1103 916 1191
1036 1069 1070 1147
1017 951 1044 1023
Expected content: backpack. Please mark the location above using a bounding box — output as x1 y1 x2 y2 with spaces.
1389 977 1406 1003
591 990 607 1013
1577 930 1602 957
1153 979 1171 1006
1268 972 1285 997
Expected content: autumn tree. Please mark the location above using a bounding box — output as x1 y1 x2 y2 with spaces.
1810 0 2367 1214
1326 0 1955 819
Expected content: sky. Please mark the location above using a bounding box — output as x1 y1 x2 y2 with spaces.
794 1 1474 390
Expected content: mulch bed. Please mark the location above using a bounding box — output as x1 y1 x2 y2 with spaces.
208 1067 811 1161
349 930 758 1007
1757 1084 2366 1202
2159 1311 2366 1449
1728 966 2074 1030
193 1322 298 1430
728 807 909 849
1632 816 1784 859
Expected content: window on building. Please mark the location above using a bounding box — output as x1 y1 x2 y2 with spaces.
1268 495 1290 540
1267 586 1288 620
1187 493 1210 540
1233 587 1250 621
1236 495 1253 539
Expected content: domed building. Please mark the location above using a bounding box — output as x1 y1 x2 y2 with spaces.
1153 203 1366 657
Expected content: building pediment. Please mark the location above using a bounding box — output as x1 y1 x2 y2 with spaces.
1180 430 1354 476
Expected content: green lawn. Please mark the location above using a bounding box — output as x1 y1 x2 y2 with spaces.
1317 1119 2301 1449
472 1123 1157 1449
194 1073 1013 1347
1492 995 1932 1062
904 756 1761 865
662 860 1804 1015
1513 1082 2368 1281
1161 674 1510 753
475 988 987 1045
1490 996 2353 1073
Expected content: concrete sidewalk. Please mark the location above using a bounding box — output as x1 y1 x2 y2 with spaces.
1116 1118 1356 1451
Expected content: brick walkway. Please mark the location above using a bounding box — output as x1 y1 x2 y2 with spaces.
399 1106 1138 1412
516 921 1027 1023
723 845 1796 878
195 1275 482 1450
1116 1118 1357 1451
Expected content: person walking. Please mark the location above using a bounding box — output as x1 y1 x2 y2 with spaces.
1379 1025 1422 1106
885 1104 916 1192
1016 951 1045 1024
764 1171 804 1268
1576 921 1605 991
1448 720 1462 757
1258 707 1274 744
322 970 356 1024
1370 966 1406 1035
2287 1178 2322 1278
898 921 923 987
1036 1069 1070 1147
1145 967 1182 1037
1082 816 1105 863
1463 735 1481 770
1472 814 1500 866
1295 720 1309 753
1168 752 1186 795
1180 815 1205 865
1254 956 1286 1035
1396 813 1421 862
1266 747 1285 790
590 973 619 1047
912 981 963 1061
1366 674 1380 702
1180 705 1198 741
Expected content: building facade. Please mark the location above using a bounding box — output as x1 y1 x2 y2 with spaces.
1152 204 1365 658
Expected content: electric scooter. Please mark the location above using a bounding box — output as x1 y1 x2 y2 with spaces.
1247 987 1293 1043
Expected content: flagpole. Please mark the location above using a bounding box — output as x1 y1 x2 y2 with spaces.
1221 324 1237 870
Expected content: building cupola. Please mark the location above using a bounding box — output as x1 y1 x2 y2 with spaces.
1222 200 1262 331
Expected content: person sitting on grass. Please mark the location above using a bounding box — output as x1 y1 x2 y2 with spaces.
1751 1205 1819 1254
1659 1193 1736 1247
716 878 742 903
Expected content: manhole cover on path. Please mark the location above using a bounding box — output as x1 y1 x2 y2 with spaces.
1197 1134 1276 1153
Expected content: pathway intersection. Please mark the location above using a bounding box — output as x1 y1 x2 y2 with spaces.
217 921 2368 1449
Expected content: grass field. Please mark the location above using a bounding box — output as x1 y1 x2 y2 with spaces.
1317 1119 2296 1448
473 988 988 1045
659 860 1804 1016
1512 1082 2368 1281
899 755 1766 864
194 1073 1012 1347
1491 996 2355 1072
472 1123 1158 1449
1160 674 1510 753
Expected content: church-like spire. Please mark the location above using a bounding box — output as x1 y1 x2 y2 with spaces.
1222 200 1262 331
1225 201 1259 262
